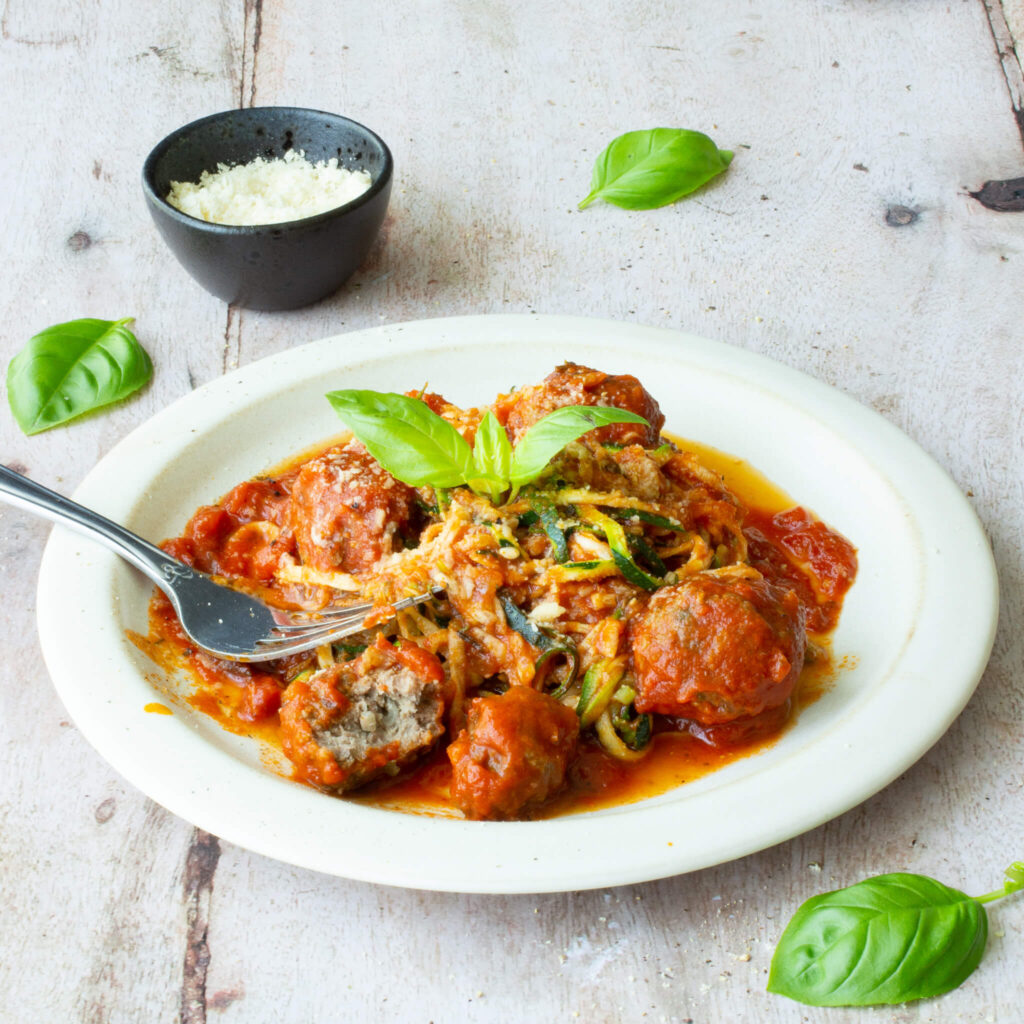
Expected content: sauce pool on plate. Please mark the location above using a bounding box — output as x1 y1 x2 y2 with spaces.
132 364 858 820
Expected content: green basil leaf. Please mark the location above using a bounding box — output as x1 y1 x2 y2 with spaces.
7 317 152 435
578 128 733 211
975 860 1024 904
768 872 988 1006
508 405 649 487
326 390 474 488
1004 861 1024 895
470 410 513 500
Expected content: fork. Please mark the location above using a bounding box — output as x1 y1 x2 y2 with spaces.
0 464 440 662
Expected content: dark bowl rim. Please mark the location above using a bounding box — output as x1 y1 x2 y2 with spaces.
140 106 393 235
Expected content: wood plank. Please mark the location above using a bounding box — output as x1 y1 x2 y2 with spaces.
0 3 241 1022
1 1 1022 1021
985 0 1024 142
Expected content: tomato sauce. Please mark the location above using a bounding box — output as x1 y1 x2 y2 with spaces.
678 436 858 636
348 630 837 817
133 431 857 820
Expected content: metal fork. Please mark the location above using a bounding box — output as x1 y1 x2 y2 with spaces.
0 465 440 662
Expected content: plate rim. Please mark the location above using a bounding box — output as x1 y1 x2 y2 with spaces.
36 313 999 893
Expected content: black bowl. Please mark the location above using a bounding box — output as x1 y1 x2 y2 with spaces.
142 107 393 311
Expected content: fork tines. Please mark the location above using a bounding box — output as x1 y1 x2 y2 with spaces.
255 587 440 649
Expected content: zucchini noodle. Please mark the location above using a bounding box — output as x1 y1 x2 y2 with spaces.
276 560 361 592
260 441 773 766
595 708 648 762
446 628 468 734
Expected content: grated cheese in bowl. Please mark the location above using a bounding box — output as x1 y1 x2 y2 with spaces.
166 149 372 226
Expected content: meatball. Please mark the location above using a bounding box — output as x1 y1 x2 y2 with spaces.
630 574 805 724
279 636 445 790
448 686 579 820
162 478 294 580
501 362 665 448
289 443 418 573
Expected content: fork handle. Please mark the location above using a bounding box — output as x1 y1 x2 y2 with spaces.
0 464 191 588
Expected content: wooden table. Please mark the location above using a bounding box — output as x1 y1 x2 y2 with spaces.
2 2 1023 1020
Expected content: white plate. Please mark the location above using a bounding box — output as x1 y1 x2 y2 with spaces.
37 315 998 893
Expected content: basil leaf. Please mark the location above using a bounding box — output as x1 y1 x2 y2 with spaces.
1004 861 1024 895
7 317 152 435
975 860 1024 904
768 872 988 1006
470 410 513 500
326 390 474 488
578 128 733 211
473 411 512 480
508 406 649 486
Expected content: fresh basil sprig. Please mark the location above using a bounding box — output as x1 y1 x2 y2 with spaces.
7 317 152 435
325 390 475 488
508 405 640 485
471 410 513 503
769 861 1024 1006
325 389 648 502
578 128 733 211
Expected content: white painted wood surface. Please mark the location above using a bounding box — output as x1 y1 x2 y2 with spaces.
2 2 1023 1020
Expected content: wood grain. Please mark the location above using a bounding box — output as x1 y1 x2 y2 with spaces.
1 2 1022 1022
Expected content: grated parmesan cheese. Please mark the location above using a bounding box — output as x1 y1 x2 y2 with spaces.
528 601 566 623
166 149 372 226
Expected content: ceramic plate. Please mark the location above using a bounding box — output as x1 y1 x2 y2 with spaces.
36 315 998 893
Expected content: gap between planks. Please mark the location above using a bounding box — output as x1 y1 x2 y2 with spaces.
222 0 265 372
983 0 1024 144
